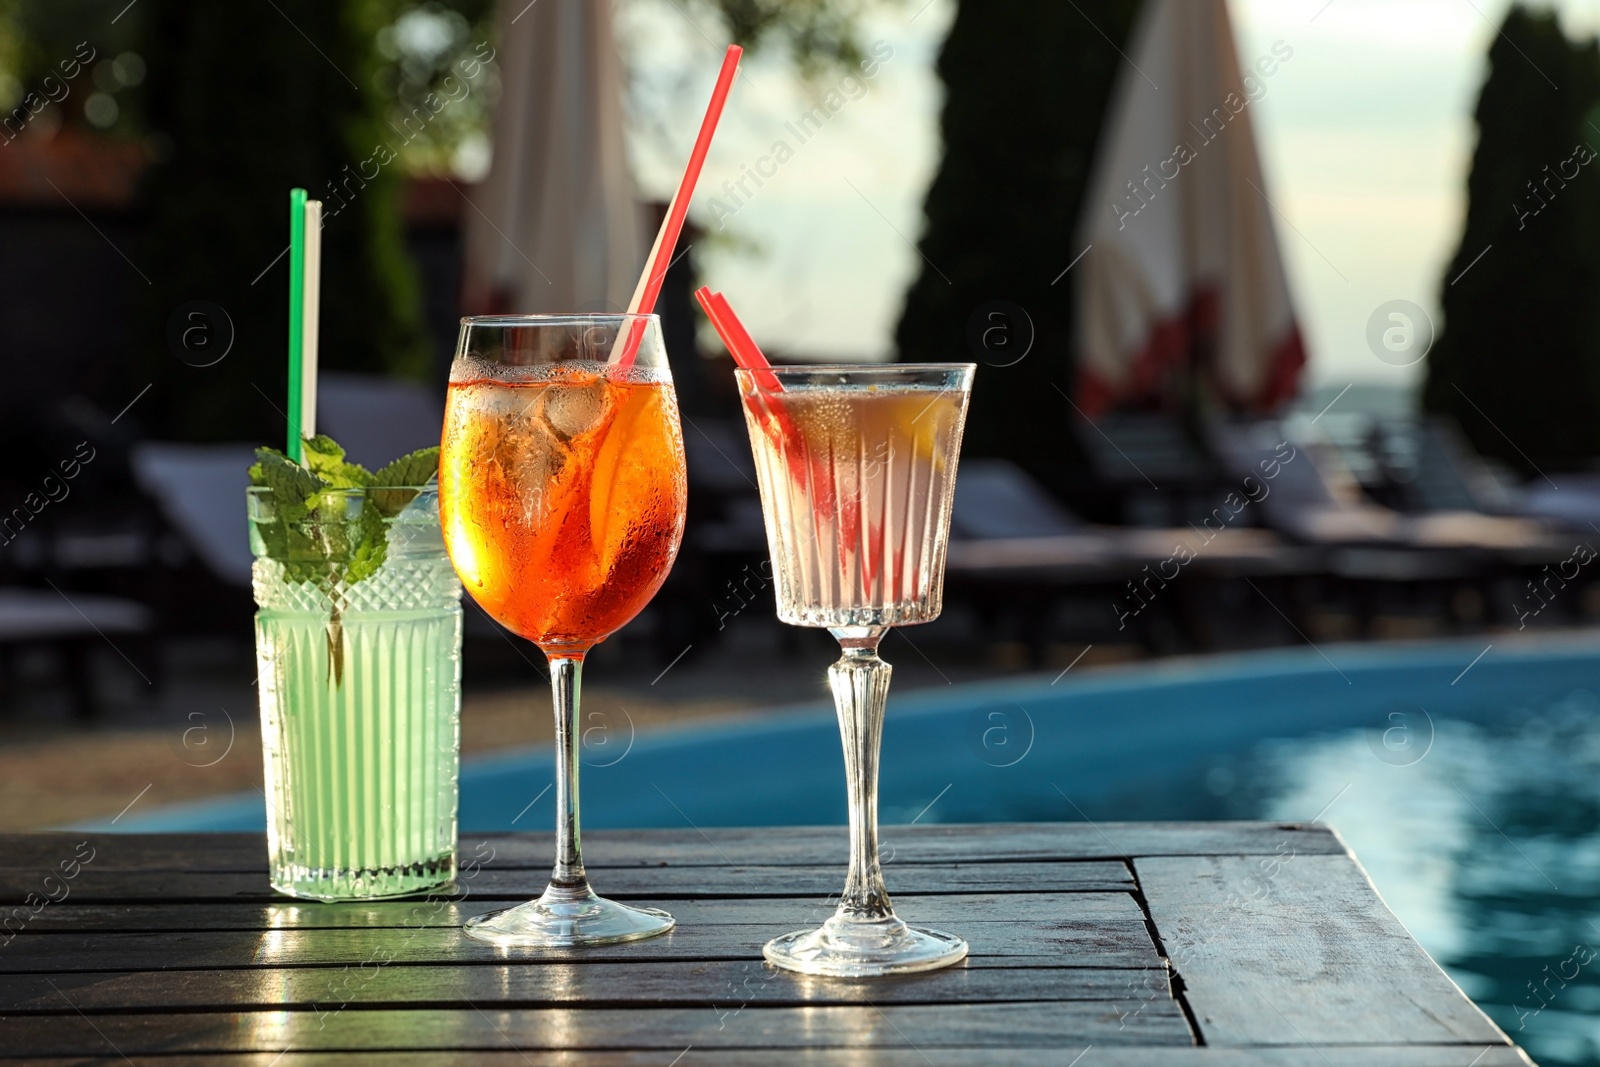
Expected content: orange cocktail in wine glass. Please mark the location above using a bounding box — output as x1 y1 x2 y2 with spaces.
439 314 686 946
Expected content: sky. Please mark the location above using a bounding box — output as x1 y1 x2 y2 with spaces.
1235 0 1600 395
618 0 1600 398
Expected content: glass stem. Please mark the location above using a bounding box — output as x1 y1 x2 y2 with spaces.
828 626 895 922
547 654 588 890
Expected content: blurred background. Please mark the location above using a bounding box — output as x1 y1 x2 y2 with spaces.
6 0 1600 1060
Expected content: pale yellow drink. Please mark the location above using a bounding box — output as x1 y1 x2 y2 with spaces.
737 377 967 628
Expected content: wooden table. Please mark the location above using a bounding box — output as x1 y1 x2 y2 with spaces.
0 822 1532 1065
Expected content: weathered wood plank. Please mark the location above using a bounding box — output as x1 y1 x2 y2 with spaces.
0 823 1341 872
0 1049 1538 1067
0 1002 1195 1055
3 892 1146 932
1135 854 1510 1048
0 827 1534 1064
0 962 1168 1013
0 918 1158 973
0 860 1133 904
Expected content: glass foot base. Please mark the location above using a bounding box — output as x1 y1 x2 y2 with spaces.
764 914 967 977
463 882 674 947
270 852 455 902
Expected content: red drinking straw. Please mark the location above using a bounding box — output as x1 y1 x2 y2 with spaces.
694 287 782 393
695 286 794 444
615 45 743 369
693 287 870 579
694 286 797 446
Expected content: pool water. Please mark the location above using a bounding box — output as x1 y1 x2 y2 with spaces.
98 634 1600 1065
1239 695 1600 1067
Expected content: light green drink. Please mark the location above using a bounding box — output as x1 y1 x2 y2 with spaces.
249 479 462 901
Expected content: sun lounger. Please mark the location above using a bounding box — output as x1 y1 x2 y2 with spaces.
950 458 1309 576
130 443 256 589
1205 418 1570 631
1206 418 1553 553
0 587 153 717
946 459 1316 652
1073 413 1223 526
314 372 446 472
127 376 449 591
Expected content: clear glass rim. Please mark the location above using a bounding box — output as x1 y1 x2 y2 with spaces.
735 363 975 390
247 485 435 497
458 313 660 329
739 362 976 375
453 313 671 377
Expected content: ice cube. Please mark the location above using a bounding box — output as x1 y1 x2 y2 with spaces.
450 382 586 526
498 417 568 526
540 377 612 440
457 383 541 443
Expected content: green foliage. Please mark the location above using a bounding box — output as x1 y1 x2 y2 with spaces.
694 0 877 75
370 445 444 516
249 437 439 588
0 0 146 134
250 449 324 522
372 0 497 172
0 0 17 79
137 0 430 443
250 433 436 684
303 434 373 489
1423 5 1600 473
894 0 1142 498
1 0 891 448
0 0 495 159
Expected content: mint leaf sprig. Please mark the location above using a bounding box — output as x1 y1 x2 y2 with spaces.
250 436 440 687
249 434 440 587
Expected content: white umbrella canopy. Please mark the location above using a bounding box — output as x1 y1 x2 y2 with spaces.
1074 0 1305 417
461 0 643 314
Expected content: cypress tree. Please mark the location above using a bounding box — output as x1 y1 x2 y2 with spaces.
137 0 428 443
1423 5 1600 473
894 0 1142 501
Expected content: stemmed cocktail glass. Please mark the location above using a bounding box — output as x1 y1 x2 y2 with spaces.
439 315 686 946
736 363 975 977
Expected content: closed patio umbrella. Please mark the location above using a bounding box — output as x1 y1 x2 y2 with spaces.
1074 0 1305 417
461 0 642 314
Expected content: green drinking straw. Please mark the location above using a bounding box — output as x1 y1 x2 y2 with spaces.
286 187 308 463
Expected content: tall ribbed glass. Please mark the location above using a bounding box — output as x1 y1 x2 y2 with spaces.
249 486 463 901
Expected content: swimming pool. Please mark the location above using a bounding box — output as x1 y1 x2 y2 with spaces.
94 634 1600 1065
